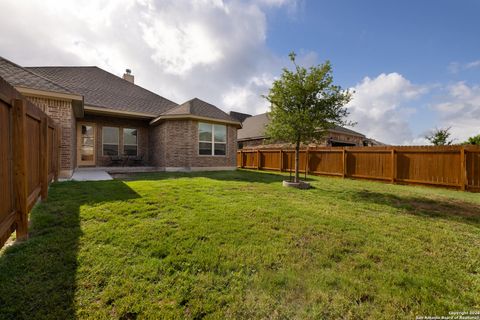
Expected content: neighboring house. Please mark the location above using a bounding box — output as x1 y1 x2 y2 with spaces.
0 56 241 178
235 112 370 149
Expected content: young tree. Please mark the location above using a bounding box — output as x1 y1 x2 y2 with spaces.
425 127 454 145
264 52 353 183
464 134 480 145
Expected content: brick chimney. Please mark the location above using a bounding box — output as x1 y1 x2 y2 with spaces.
123 69 134 83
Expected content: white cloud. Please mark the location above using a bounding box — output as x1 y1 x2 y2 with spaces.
0 0 301 113
221 73 275 114
448 59 480 73
432 82 480 141
466 60 480 69
346 73 428 145
140 19 223 75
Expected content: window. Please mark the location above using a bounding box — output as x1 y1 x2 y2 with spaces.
199 123 226 156
123 128 138 156
102 127 119 156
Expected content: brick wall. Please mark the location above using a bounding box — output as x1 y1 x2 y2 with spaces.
190 121 237 168
328 132 364 146
239 131 365 149
149 119 237 169
21 98 237 172
240 138 265 148
25 96 75 176
149 122 166 167
81 114 150 166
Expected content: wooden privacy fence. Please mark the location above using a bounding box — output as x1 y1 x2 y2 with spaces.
0 76 60 248
237 146 480 192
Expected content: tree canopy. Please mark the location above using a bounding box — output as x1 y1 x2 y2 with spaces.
425 127 454 146
265 53 353 146
464 134 480 145
264 52 352 183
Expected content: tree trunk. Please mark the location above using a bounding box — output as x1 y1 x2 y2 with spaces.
294 140 300 183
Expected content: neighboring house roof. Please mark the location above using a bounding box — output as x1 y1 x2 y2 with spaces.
237 112 365 141
329 125 366 138
26 66 178 117
238 113 269 140
365 138 387 146
0 57 77 97
229 111 252 123
151 98 241 126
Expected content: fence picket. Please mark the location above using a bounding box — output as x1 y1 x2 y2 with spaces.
0 78 59 248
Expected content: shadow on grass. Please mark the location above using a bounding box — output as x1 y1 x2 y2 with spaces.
353 190 480 226
110 168 290 184
0 180 139 320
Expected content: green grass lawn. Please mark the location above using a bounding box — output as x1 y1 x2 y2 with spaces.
1 170 479 319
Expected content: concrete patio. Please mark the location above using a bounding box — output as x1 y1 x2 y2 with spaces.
70 167 161 181
71 168 113 181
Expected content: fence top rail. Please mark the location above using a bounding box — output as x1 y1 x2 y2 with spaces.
398 150 461 154
309 149 344 153
256 149 282 153
344 149 392 153
239 145 480 153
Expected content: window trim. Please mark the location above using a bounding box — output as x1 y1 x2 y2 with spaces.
198 122 227 156
123 128 138 156
102 126 120 156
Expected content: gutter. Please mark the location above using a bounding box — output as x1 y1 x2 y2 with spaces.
150 114 242 128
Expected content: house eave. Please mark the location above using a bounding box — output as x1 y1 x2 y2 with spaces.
83 105 157 119
15 86 83 102
238 136 266 142
16 86 84 117
150 114 242 127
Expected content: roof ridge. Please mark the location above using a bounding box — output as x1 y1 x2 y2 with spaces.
181 97 199 105
27 65 98 68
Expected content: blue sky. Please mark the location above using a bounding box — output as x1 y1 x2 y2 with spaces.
268 0 479 84
265 0 480 143
0 0 479 144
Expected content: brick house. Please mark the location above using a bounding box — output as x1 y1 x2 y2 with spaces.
0 57 241 178
234 112 369 149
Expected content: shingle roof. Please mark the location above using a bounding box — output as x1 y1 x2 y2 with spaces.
0 57 75 95
237 113 269 140
229 111 252 123
26 66 178 116
237 112 365 140
330 125 366 137
158 98 240 123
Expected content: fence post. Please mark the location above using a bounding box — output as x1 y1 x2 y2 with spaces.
460 147 466 191
391 148 396 183
306 148 310 175
342 148 347 178
12 99 28 240
40 115 48 199
279 150 283 172
256 149 260 170
54 125 61 181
